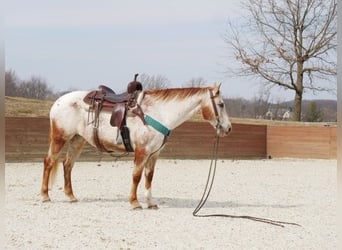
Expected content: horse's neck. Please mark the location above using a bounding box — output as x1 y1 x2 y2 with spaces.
143 92 205 130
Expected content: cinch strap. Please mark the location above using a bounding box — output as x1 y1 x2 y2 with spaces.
144 114 171 136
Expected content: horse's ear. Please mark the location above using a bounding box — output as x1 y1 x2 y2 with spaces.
213 82 221 96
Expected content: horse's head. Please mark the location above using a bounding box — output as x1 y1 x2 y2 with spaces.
202 83 232 137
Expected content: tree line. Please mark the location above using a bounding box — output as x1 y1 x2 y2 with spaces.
5 70 57 100
5 70 207 100
225 97 336 122
5 70 335 122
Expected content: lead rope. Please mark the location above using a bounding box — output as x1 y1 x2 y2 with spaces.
192 136 301 228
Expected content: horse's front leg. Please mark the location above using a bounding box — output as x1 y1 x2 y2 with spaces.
144 154 159 209
129 147 146 209
129 165 144 209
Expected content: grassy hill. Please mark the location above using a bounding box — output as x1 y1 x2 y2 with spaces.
5 96 54 117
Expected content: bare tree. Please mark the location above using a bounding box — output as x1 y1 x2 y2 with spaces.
304 101 324 122
183 77 207 87
5 69 19 96
139 73 170 89
252 88 271 119
225 0 337 121
225 98 256 118
17 76 52 99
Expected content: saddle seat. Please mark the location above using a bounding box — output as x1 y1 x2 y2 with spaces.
84 86 129 110
98 85 115 94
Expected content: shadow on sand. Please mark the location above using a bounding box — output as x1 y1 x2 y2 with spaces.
76 196 303 210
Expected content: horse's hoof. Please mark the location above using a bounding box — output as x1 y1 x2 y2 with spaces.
42 197 51 203
148 204 159 210
130 200 143 210
69 198 78 203
131 205 143 210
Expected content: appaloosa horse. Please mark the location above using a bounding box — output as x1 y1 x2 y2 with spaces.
41 83 231 209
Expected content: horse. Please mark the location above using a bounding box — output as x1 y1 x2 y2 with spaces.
41 83 232 209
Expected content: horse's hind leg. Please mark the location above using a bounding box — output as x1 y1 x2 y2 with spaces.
63 135 86 202
41 121 66 202
144 154 159 209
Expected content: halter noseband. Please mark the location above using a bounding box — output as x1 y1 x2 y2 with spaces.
209 89 220 129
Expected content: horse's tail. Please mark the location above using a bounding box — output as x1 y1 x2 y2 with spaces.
49 157 60 189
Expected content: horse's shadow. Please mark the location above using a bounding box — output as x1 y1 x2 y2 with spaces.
156 197 302 209
79 196 303 209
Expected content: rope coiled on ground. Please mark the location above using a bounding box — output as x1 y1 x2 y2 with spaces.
192 136 301 228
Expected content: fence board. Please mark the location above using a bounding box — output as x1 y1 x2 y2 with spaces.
5 117 336 162
161 122 267 159
267 125 336 159
5 117 267 162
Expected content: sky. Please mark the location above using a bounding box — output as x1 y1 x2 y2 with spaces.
4 0 336 101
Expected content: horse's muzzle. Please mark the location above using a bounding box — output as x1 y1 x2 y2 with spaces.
216 124 232 137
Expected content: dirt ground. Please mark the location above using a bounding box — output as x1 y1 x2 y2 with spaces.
5 159 337 249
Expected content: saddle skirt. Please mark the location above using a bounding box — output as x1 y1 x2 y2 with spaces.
83 80 145 152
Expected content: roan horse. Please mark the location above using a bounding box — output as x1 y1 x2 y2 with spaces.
41 82 231 209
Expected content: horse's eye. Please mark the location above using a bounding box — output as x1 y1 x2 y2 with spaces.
218 102 224 108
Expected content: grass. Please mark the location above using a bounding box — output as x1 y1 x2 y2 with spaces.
5 96 54 117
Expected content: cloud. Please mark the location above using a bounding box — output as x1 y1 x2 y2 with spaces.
5 0 242 28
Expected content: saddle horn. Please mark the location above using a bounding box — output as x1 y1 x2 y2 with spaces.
127 73 143 93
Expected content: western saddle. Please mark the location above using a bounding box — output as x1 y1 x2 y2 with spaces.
83 74 145 152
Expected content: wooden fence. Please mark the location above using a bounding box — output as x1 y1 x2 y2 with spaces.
267 124 336 159
5 117 336 162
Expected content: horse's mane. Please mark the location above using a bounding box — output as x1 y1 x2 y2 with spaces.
143 87 210 102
